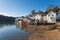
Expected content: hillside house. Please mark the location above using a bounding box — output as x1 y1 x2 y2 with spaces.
46 11 56 23
34 11 56 23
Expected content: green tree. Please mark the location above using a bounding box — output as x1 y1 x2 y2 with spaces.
38 11 43 15
21 16 24 18
31 10 36 15
53 7 58 13
31 10 36 17
53 6 60 15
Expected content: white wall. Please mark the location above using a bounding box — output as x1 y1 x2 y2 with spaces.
35 14 41 20
46 11 56 23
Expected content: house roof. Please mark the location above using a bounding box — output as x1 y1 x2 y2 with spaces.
44 11 56 15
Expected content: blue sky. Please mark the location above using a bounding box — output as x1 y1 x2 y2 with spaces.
0 0 60 17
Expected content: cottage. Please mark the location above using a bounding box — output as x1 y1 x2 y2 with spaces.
35 14 41 21
15 17 23 27
46 11 56 23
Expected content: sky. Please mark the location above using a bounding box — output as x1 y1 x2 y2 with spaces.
0 0 60 17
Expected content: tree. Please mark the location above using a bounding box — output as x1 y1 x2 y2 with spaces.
53 6 60 15
53 7 58 13
38 11 43 15
31 10 36 17
21 16 25 18
31 10 36 15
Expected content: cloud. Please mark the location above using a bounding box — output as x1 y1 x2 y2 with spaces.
0 12 12 16
0 12 25 17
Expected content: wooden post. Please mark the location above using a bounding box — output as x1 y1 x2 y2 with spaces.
35 20 38 32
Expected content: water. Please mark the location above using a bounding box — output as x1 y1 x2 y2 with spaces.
0 24 29 40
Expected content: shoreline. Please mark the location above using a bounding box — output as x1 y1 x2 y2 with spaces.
17 21 60 40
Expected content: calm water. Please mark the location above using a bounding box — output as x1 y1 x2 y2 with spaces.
0 24 29 40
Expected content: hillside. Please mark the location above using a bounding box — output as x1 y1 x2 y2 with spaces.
0 15 16 23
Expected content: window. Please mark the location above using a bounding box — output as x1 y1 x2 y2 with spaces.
52 14 54 16
50 17 52 19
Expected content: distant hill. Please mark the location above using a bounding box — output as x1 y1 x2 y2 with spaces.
0 14 16 23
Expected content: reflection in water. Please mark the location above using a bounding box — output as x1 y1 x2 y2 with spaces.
0 24 29 40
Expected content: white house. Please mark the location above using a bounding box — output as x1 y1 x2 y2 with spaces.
15 17 23 25
35 14 41 21
46 11 56 23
